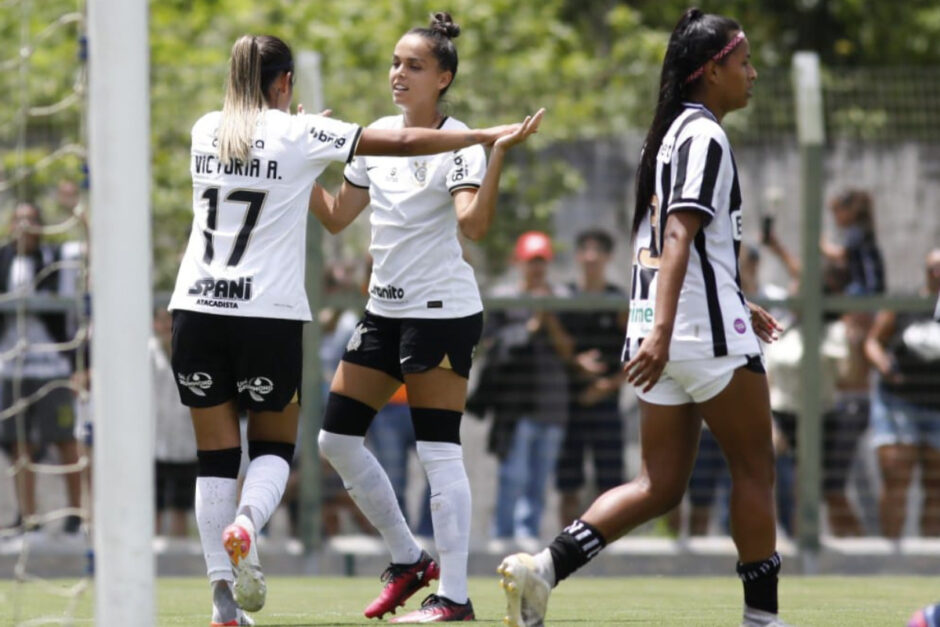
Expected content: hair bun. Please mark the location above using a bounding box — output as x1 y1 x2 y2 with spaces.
430 11 460 39
676 7 704 32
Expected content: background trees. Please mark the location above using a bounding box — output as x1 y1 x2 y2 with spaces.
4 0 940 283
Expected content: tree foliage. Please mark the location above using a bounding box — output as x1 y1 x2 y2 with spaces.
148 0 666 284
4 1 940 284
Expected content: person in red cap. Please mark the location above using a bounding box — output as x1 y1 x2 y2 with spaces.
514 231 553 263
474 230 573 543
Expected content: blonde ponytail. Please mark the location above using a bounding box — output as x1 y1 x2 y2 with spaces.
218 35 265 164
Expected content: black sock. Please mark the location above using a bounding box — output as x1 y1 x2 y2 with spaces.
737 551 781 614
547 519 607 585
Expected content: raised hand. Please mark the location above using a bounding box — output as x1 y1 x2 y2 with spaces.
481 108 546 147
494 108 545 150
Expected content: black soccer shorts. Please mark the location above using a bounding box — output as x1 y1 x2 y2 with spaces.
341 310 483 381
171 310 303 411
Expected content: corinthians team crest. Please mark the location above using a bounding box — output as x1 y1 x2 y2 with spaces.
412 159 428 185
346 323 367 352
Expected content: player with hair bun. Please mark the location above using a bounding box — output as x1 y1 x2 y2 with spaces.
168 33 532 626
310 11 543 623
499 8 789 627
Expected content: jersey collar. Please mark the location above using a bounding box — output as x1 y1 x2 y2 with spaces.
681 101 719 123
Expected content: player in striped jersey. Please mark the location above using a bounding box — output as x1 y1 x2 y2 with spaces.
500 9 789 627
309 13 542 623
167 34 530 627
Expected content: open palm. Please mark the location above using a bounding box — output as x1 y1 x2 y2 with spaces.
494 107 545 150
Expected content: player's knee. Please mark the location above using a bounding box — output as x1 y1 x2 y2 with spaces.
411 407 462 444
247 440 295 465
321 392 377 437
197 447 241 479
416 440 462 465
730 455 776 494
642 475 687 516
657 485 687 516
316 429 363 464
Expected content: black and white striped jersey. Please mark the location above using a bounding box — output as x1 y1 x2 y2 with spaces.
344 115 485 319
623 102 760 361
169 109 362 321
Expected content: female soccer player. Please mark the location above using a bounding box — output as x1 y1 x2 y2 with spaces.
168 34 531 626
499 9 789 627
309 13 543 623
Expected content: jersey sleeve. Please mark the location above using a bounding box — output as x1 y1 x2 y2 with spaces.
301 114 363 165
343 155 370 189
666 125 725 220
446 144 486 194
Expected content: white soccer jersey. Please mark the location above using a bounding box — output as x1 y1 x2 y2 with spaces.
623 103 760 361
344 115 485 318
169 109 362 321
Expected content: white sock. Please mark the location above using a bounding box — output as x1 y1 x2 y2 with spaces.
196 477 238 582
318 430 421 564
533 548 557 587
237 455 290 530
417 441 471 605
744 605 779 625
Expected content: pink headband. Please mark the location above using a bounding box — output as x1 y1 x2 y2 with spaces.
684 31 746 85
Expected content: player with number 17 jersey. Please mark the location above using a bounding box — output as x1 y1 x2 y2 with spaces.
623 102 760 362
169 109 362 320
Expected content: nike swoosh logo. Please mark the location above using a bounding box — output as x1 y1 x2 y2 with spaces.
400 355 413 364
367 166 378 171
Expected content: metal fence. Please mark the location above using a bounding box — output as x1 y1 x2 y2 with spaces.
2 56 940 578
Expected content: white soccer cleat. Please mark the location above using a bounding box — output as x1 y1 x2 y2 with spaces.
222 515 266 613
741 605 793 627
210 581 256 626
210 607 255 626
498 553 551 627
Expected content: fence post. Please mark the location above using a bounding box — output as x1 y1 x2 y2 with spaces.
792 51 825 571
297 51 325 560
88 0 154 622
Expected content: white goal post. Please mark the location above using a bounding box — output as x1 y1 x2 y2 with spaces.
87 0 154 625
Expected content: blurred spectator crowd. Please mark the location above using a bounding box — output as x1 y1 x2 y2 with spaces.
2 185 939 546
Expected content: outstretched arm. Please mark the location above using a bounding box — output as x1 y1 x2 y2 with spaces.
354 109 544 157
454 110 544 241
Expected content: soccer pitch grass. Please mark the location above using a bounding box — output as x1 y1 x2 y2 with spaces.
1 575 936 625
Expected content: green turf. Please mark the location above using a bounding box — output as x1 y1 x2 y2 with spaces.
0 575 936 625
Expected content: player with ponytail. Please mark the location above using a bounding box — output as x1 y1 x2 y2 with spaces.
167 32 537 626
499 9 789 627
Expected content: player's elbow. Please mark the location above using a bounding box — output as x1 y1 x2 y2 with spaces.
459 219 488 241
311 209 343 234
390 129 423 156
322 220 344 235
